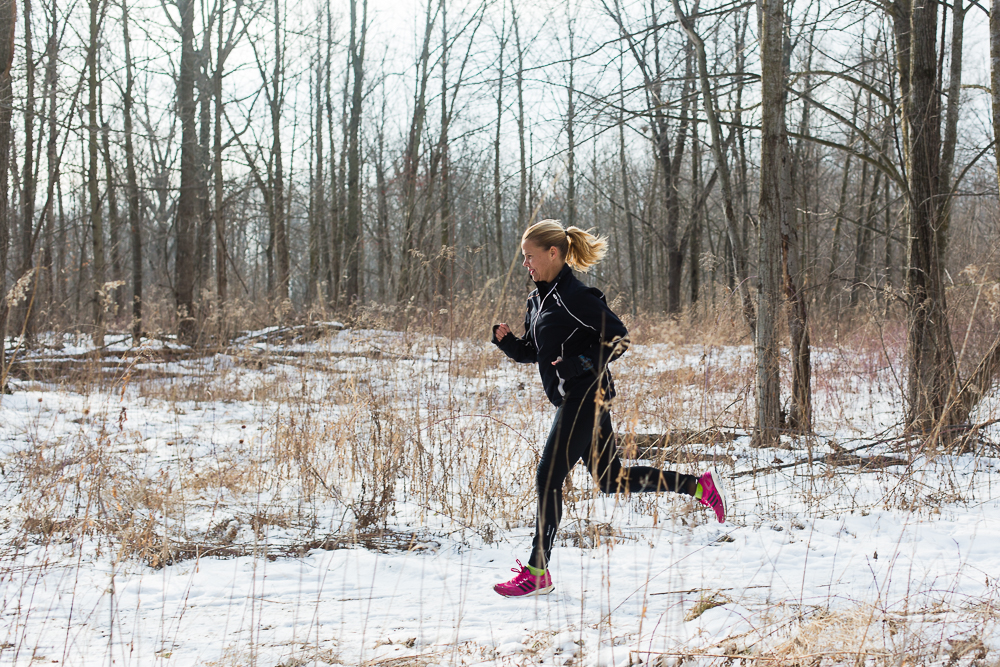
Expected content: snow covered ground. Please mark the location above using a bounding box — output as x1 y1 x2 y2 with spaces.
1 327 999 666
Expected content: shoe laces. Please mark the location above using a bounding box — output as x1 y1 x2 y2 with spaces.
510 559 540 585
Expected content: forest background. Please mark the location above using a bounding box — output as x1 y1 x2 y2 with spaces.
0 0 998 443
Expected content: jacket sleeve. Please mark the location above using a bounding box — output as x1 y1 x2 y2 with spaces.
558 287 630 375
491 309 537 363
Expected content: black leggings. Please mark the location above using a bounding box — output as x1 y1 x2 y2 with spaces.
529 385 697 569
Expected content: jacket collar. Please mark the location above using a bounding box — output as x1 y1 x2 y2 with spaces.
533 263 572 296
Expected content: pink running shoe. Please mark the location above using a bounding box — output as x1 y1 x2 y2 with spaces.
493 560 554 597
697 468 728 523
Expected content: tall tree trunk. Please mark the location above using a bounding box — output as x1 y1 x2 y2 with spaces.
322 1 334 303
271 0 289 302
665 42 693 315
565 14 575 229
334 98 347 304
852 121 888 308
102 118 123 316
733 10 750 264
122 0 141 342
883 180 894 289
398 0 435 299
55 179 64 310
901 0 960 435
344 0 366 303
75 179 86 320
851 157 872 307
827 93 860 304
689 117 701 307
754 0 785 446
939 0 1000 423
782 122 812 431
994 0 1000 193
514 3 526 231
0 0 14 366
778 3 810 433
307 18 322 305
88 0 106 348
195 21 212 298
213 0 226 305
18 0 34 340
891 0 912 160
436 0 452 300
175 0 199 343
994 0 1000 191
937 0 963 241
790 7 818 303
41 6 57 318
618 53 637 314
493 12 506 271
375 110 390 301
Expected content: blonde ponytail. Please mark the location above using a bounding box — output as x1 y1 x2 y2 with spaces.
522 219 608 272
564 226 607 272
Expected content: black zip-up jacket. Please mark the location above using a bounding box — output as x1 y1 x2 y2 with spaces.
492 263 630 406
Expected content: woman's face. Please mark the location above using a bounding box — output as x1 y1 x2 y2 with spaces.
521 240 562 283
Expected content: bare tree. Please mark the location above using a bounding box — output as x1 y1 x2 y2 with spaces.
668 0 755 332
851 101 888 308
665 41 693 315
323 1 335 303
889 0 959 435
87 0 107 347
564 6 575 229
307 11 324 306
753 0 786 446
732 9 750 269
618 48 637 313
193 11 211 295
0 0 13 362
492 6 508 271
943 0 1000 425
40 0 59 318
512 0 526 231
398 0 436 298
17 0 36 340
433 0 484 299
374 94 390 300
938 0 965 204
175 0 200 343
994 0 1000 193
688 110 701 307
101 115 123 314
121 0 141 342
344 0 367 303
435 0 451 300
270 0 289 301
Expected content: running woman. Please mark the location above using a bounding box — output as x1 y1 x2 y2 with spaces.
491 220 728 598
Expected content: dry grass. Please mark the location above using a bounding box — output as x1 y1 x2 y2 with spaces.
4 305 980 560
642 602 998 666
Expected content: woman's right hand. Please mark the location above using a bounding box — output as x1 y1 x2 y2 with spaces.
494 323 512 341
